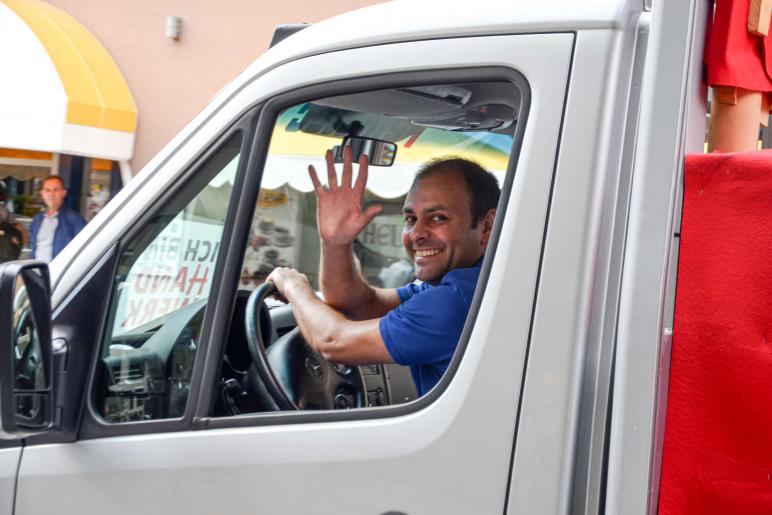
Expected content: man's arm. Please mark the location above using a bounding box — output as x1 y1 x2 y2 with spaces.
72 210 87 234
268 267 394 365
310 147 400 319
319 241 400 320
5 210 27 245
15 224 28 245
29 215 40 258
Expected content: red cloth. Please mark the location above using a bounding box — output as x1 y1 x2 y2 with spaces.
706 0 772 92
659 151 772 514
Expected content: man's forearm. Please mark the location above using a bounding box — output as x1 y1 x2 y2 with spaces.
285 279 345 351
283 280 393 365
319 242 375 318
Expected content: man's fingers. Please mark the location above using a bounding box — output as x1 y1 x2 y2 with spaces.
308 165 323 193
353 154 369 194
272 292 289 304
265 270 284 296
341 145 353 188
325 149 338 189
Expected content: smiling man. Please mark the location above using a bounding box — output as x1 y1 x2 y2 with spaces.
268 147 499 396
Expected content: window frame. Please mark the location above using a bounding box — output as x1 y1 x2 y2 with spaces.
196 65 531 430
77 110 259 439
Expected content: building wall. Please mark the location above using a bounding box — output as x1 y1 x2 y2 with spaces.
46 0 384 174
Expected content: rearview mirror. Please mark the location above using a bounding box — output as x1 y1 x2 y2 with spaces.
333 136 397 167
0 261 54 439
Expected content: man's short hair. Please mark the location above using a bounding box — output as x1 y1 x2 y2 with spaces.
412 157 500 228
41 175 66 189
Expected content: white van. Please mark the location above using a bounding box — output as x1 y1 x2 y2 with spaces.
0 1 709 513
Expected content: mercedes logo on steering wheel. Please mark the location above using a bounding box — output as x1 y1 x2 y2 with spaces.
305 356 324 379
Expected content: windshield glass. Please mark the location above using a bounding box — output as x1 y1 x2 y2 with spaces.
242 85 516 290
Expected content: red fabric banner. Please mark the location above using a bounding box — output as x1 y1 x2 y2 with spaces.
659 151 772 514
706 0 772 92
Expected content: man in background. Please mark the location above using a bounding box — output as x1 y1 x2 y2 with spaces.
30 176 86 262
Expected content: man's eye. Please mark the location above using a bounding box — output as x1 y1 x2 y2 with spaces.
431 214 447 222
404 216 416 224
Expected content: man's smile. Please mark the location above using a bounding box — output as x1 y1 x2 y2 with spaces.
414 248 443 258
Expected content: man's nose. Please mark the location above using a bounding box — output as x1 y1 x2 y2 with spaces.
410 219 429 241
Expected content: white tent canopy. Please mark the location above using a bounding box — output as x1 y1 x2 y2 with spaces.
211 154 508 199
0 0 137 161
260 154 507 199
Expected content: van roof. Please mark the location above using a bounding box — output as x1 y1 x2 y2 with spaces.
198 0 639 125
254 0 637 73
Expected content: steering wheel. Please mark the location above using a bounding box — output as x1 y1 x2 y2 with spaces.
245 282 367 410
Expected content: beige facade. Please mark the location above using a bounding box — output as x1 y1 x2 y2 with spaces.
46 0 384 174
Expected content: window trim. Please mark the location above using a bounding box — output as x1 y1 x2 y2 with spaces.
196 65 532 430
77 112 258 440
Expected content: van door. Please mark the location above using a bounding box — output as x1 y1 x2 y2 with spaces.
0 445 20 513
14 33 572 515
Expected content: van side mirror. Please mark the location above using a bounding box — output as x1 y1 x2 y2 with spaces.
0 262 54 439
333 136 397 167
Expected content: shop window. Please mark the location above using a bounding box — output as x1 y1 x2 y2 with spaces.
83 158 119 221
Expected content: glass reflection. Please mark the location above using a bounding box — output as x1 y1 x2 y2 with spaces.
12 271 44 420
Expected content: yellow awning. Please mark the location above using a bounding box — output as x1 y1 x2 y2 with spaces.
0 0 137 160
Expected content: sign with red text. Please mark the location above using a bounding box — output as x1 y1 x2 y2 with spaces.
358 213 405 260
112 217 224 335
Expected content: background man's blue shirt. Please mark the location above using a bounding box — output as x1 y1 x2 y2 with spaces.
379 259 482 396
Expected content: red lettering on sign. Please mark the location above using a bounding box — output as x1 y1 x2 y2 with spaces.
151 272 172 293
121 299 142 327
173 267 188 293
134 269 151 293
187 264 209 296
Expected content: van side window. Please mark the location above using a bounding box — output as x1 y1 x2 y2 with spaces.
93 133 243 423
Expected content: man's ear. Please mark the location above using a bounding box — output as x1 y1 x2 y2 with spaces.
480 208 496 247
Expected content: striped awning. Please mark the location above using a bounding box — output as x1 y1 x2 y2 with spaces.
0 0 136 160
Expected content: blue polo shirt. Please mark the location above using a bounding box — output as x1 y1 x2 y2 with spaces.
379 259 482 396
